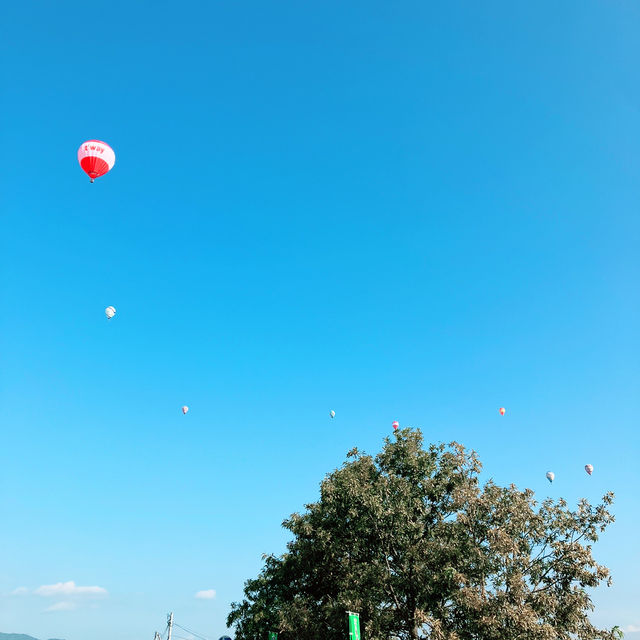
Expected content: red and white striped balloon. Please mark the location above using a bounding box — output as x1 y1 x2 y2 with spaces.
78 140 115 182
392 420 399 431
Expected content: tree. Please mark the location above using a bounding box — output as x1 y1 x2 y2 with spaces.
227 429 618 640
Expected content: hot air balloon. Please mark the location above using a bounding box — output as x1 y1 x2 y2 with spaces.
546 471 555 483
78 140 115 183
182 406 189 415
585 464 593 476
329 410 335 418
392 420 399 430
105 306 116 319
499 407 506 416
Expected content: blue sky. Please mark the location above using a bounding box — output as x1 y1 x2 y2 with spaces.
1 1 639 639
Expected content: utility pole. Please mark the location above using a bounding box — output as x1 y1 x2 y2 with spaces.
167 612 174 640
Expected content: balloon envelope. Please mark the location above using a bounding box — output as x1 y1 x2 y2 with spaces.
499 407 506 416
105 306 116 319
546 471 555 483
182 406 189 415
585 464 593 475
78 140 115 182
392 420 399 430
329 410 335 418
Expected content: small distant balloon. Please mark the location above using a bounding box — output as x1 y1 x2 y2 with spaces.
329 410 335 418
499 407 506 416
585 464 593 476
392 420 399 431
182 406 189 415
78 140 116 183
218 637 232 640
105 306 116 319
546 471 555 483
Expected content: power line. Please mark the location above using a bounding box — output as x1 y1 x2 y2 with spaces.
174 622 213 640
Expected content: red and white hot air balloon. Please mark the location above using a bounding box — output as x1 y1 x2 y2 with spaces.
585 464 593 476
182 406 189 415
392 420 399 431
499 407 506 416
78 140 115 183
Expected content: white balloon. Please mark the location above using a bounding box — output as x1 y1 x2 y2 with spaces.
329 410 335 418
546 471 555 483
105 306 116 319
182 406 189 415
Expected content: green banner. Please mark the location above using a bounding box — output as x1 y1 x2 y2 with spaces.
347 612 361 640
268 633 277 640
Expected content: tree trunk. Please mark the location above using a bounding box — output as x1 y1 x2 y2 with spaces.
408 609 419 640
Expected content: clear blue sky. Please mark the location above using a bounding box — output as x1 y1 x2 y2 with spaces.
1 2 639 639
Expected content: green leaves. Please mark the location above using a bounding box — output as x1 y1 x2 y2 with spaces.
227 429 618 640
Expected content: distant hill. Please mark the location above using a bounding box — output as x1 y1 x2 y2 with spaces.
0 633 64 640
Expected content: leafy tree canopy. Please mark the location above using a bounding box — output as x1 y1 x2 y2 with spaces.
228 429 617 640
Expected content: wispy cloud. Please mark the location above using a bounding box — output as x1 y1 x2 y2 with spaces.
11 587 29 596
35 581 108 597
44 601 77 612
625 625 640 633
195 589 216 600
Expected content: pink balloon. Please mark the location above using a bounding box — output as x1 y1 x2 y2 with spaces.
392 421 399 431
585 464 593 476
